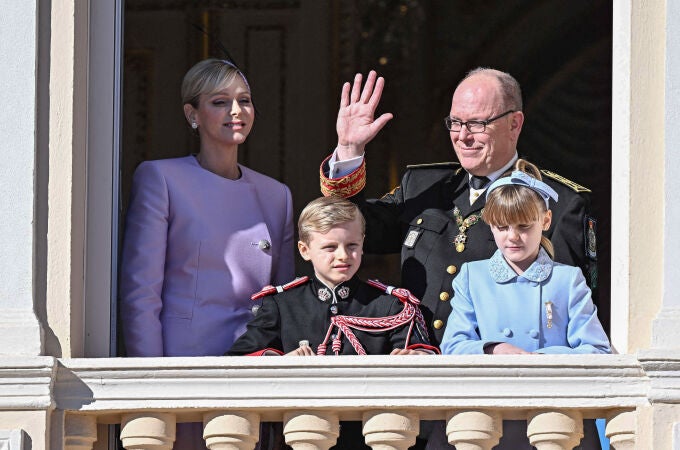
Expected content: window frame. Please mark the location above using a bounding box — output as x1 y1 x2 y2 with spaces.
84 1 630 356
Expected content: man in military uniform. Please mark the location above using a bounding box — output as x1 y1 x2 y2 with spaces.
319 68 599 347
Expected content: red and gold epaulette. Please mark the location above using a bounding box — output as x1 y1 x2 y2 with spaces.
250 276 310 300
320 155 366 198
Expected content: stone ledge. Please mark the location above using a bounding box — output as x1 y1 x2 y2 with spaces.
0 357 56 410
638 349 680 403
50 355 646 421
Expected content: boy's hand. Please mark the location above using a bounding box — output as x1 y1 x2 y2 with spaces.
286 341 316 356
390 348 431 355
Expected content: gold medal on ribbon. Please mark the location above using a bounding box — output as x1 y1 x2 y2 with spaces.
452 207 483 253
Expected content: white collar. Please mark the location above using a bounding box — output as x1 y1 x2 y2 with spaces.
467 153 518 204
485 153 518 183
488 247 553 283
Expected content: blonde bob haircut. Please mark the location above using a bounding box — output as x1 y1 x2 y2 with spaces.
181 58 249 108
298 196 366 244
482 159 554 258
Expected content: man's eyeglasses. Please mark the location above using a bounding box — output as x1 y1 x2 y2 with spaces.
444 110 515 133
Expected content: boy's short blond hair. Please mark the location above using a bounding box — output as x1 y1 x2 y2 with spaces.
298 197 366 244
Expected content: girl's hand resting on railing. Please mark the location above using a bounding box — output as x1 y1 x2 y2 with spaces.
484 343 531 355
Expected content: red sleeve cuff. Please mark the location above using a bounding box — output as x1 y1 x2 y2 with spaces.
406 343 440 354
319 154 366 198
246 348 284 356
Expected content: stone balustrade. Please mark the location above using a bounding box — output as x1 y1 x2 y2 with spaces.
5 353 680 449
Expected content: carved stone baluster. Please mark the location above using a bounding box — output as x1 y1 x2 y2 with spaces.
446 410 502 450
605 410 636 450
120 413 175 450
64 414 97 450
283 411 339 450
362 411 419 450
527 410 583 450
202 411 260 450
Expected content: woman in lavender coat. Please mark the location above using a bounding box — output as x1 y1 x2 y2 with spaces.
120 58 295 358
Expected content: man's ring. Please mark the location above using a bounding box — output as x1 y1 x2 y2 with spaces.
299 340 309 347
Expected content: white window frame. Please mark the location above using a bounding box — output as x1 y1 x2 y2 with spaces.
84 0 124 358
610 1 631 352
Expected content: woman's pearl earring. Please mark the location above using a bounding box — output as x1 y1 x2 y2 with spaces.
191 122 198 129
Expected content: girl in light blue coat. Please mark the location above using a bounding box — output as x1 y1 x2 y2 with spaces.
440 159 610 355
437 159 610 450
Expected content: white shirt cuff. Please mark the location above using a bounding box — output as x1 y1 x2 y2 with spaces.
329 150 365 178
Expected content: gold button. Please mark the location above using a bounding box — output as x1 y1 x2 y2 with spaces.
433 320 444 330
416 218 423 224
446 265 457 274
439 292 450 301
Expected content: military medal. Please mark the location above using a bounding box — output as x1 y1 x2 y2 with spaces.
454 235 466 253
545 301 553 328
452 207 484 253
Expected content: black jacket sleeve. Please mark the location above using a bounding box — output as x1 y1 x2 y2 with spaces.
225 298 283 356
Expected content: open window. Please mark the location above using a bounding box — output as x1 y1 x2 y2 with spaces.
86 1 615 357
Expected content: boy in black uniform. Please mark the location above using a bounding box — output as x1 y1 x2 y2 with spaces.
228 196 437 449
228 196 437 357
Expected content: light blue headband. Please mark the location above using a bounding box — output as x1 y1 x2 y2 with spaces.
486 170 558 209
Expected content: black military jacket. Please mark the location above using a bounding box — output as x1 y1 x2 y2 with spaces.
345 162 596 346
226 276 433 356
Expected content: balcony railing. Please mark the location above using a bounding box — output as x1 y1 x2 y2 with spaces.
6 352 679 449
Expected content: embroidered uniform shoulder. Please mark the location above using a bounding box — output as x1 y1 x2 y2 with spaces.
406 161 461 171
250 276 309 300
540 169 591 193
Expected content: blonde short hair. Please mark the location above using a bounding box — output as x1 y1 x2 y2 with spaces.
298 197 366 244
482 159 554 258
181 58 249 107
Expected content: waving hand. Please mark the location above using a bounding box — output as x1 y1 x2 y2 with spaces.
336 71 394 160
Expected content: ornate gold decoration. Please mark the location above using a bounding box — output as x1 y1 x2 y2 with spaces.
452 207 484 253
540 169 591 193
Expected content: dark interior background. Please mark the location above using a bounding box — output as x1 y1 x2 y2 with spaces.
122 0 612 332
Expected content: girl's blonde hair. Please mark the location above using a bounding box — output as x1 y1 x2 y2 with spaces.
482 159 554 258
298 197 366 244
